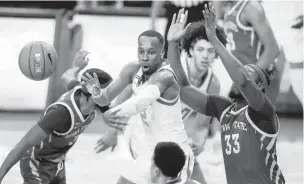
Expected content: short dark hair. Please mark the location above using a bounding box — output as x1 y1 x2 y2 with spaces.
138 30 165 48
81 68 113 113
182 21 227 57
153 142 186 178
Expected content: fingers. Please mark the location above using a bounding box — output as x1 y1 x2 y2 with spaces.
81 75 89 82
176 8 183 23
86 72 94 80
171 13 177 25
182 10 189 27
93 72 98 80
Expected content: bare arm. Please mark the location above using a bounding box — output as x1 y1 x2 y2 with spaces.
92 62 139 107
150 1 164 30
244 2 280 69
204 4 272 112
168 41 209 115
0 125 48 181
61 67 82 91
109 70 175 117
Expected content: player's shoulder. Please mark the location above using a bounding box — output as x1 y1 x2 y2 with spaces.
244 1 265 16
208 74 221 94
152 68 175 83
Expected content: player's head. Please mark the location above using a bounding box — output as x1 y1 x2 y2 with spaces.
229 65 270 100
182 21 226 73
79 68 112 115
138 30 165 75
150 142 186 184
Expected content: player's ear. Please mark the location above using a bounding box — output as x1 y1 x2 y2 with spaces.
258 83 265 93
161 49 165 59
189 47 194 57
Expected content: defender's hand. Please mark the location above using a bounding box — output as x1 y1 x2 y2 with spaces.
95 131 118 153
103 109 128 131
203 2 217 38
167 8 190 42
81 72 101 96
73 50 90 70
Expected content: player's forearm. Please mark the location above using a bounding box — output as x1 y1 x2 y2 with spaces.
111 85 161 117
256 42 280 70
61 67 82 90
0 140 31 179
168 41 192 87
208 36 246 86
150 1 164 27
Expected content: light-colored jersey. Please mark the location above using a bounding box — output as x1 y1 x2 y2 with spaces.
181 58 214 121
132 63 188 147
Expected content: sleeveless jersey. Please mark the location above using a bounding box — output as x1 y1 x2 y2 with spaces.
224 0 263 65
220 103 285 184
131 63 188 154
26 86 95 162
181 57 214 121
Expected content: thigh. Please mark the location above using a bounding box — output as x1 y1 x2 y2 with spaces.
20 157 52 184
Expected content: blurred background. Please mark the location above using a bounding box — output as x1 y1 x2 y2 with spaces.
0 1 302 184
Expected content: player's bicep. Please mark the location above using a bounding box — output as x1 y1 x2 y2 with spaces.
148 70 175 94
112 84 133 107
180 85 208 115
22 124 49 147
106 63 139 102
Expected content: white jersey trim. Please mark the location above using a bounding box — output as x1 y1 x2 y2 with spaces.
236 0 254 32
245 108 280 137
70 86 85 122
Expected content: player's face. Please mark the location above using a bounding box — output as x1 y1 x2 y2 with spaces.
79 93 96 115
229 66 265 99
189 39 216 73
138 36 164 75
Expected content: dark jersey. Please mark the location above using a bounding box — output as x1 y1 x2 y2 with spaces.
206 95 285 184
224 0 263 65
24 86 95 162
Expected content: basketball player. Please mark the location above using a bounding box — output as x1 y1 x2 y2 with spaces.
167 4 285 183
80 22 194 183
116 141 187 184
0 57 112 183
215 0 284 103
179 21 226 184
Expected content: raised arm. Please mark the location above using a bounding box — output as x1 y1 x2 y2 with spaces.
203 3 271 111
166 9 210 115
150 1 165 30
244 1 280 69
61 50 90 91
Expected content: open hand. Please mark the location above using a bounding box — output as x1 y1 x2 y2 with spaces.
202 2 217 38
103 109 129 131
95 131 118 153
73 50 90 70
81 72 101 96
167 8 190 42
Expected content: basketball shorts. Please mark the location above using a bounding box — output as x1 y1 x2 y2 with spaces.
20 156 66 184
121 143 194 184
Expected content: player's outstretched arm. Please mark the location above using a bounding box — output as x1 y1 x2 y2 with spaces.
83 62 139 107
244 1 280 70
166 9 210 115
0 125 48 182
61 50 90 91
203 3 271 111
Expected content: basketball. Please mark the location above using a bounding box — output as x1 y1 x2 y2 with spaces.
18 41 58 81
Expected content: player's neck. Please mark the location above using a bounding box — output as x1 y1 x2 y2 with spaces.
188 61 207 85
234 99 247 110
